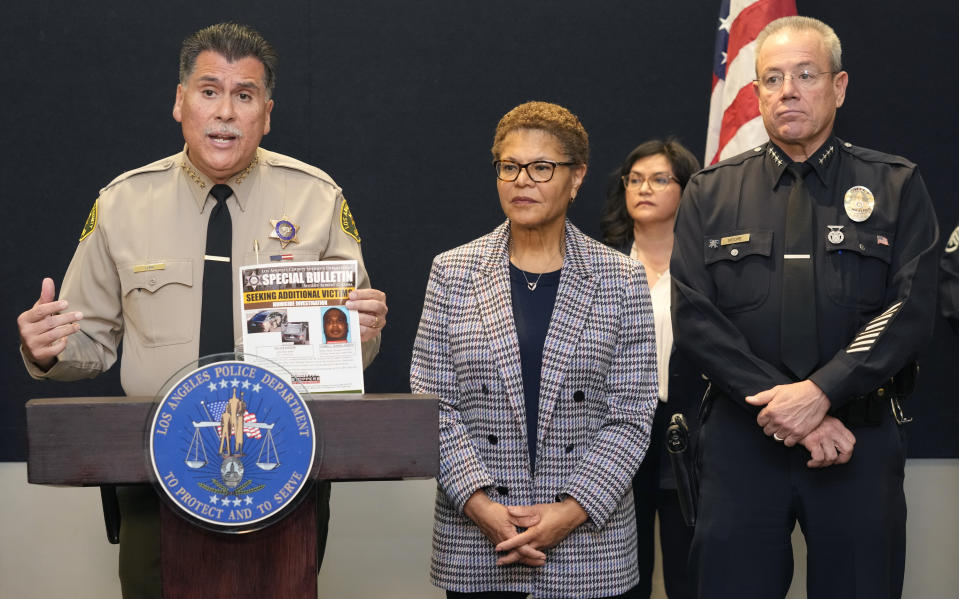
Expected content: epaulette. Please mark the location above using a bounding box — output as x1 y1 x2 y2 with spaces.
99 155 178 194
835 138 916 169
698 143 767 175
259 149 341 192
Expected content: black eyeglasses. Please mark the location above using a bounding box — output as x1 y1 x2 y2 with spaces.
493 159 577 183
622 173 678 192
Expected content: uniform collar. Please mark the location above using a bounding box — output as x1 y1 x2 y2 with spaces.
178 145 261 213
765 135 839 189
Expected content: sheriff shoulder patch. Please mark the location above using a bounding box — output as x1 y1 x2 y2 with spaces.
340 199 361 243
79 200 98 242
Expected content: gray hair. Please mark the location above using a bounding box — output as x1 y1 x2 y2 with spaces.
179 23 278 98
755 16 842 74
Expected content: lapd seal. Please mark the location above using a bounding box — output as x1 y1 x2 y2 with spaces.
149 361 316 532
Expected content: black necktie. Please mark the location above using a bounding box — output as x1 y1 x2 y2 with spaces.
780 163 818 379
198 184 234 359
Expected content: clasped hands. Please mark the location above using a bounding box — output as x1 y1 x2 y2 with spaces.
746 379 856 468
463 490 588 567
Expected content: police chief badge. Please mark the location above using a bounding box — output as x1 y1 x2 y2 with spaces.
149 361 316 532
843 186 875 222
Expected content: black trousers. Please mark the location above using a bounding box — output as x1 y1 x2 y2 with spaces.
117 480 332 598
690 396 906 599
632 403 695 599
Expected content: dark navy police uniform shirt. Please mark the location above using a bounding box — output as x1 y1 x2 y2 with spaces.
671 136 939 412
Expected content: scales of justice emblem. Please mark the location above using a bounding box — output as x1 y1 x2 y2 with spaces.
150 361 316 532
185 387 279 495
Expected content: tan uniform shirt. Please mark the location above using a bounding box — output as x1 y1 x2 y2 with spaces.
25 147 380 396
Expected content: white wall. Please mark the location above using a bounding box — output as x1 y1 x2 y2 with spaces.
1 461 957 598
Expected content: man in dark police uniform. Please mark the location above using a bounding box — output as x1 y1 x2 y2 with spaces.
671 16 938 598
16 23 388 598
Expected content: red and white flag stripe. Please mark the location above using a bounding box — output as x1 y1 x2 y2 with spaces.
243 412 262 439
705 0 797 165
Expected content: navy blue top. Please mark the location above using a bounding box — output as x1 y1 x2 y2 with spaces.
509 263 561 472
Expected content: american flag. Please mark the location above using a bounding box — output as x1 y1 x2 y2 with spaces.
207 401 262 439
704 0 797 165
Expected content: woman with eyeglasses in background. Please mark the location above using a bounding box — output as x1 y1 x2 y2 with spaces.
601 139 704 599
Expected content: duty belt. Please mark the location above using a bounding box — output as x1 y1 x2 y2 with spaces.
836 362 917 427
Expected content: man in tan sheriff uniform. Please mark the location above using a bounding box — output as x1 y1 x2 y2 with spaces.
17 23 388 598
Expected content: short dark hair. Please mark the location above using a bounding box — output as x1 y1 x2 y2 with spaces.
179 23 278 97
600 138 700 249
323 307 347 325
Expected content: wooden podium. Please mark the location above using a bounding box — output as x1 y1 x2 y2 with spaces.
26 394 438 598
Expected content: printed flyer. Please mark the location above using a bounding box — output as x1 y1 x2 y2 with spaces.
239 260 364 393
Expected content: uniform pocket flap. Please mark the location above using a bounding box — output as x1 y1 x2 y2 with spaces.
703 230 773 265
824 227 893 264
119 259 194 295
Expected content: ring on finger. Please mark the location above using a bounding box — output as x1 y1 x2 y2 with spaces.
372 316 379 328
773 433 784 442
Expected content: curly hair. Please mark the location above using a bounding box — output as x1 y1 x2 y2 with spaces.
600 138 700 249
491 101 589 165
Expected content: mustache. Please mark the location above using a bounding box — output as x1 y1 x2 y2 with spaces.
204 124 244 138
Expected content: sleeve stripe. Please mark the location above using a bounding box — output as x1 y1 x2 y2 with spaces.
845 301 903 355
864 319 891 332
870 301 903 323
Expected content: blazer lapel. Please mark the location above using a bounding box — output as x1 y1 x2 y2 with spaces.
536 222 596 444
472 222 528 427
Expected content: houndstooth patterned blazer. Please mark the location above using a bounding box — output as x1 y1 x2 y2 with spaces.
411 220 658 598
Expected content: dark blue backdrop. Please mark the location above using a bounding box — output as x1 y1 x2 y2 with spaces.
2 0 956 459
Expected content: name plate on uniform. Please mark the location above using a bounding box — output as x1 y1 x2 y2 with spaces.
721 234 750 245
149 361 316 532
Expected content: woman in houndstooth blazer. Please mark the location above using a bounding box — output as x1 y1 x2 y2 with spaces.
411 102 659 599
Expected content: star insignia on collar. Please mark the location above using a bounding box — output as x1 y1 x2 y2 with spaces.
269 216 300 249
766 146 784 167
817 145 835 165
